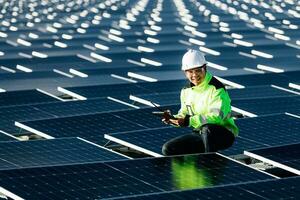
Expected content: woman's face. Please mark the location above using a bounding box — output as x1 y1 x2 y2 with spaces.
184 67 206 86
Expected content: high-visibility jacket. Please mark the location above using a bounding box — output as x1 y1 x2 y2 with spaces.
175 72 239 136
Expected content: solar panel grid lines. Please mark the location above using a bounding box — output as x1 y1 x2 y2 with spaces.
0 105 56 134
0 161 161 200
104 153 274 191
14 104 181 142
225 71 300 87
0 153 274 200
62 81 146 99
0 137 127 171
105 177 300 200
244 143 300 175
32 96 132 118
0 89 59 108
15 109 156 140
236 113 300 145
232 96 300 116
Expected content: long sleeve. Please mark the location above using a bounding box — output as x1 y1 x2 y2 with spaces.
174 89 188 119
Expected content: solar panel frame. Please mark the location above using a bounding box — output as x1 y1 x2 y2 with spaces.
244 143 300 175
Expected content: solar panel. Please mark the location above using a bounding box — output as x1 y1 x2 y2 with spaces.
226 71 300 87
113 177 300 200
220 136 268 156
236 114 300 146
0 159 16 170
64 83 147 99
0 153 272 200
244 143 300 175
0 137 126 170
0 89 58 108
232 96 300 116
16 104 180 141
16 112 145 141
0 161 160 200
64 79 187 100
105 153 273 191
33 97 131 117
132 92 180 106
0 105 55 133
105 127 191 157
112 105 180 129
228 85 297 100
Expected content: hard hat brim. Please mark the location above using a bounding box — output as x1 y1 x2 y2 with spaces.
181 64 206 71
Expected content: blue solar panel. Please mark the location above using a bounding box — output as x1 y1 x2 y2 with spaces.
105 153 272 191
228 85 297 100
17 105 180 142
0 161 160 200
64 80 187 99
232 96 300 116
0 105 55 133
0 89 58 108
0 154 272 200
113 177 300 200
17 112 145 141
0 137 126 170
33 97 131 117
105 127 191 157
236 114 300 146
113 105 180 129
226 71 300 87
220 136 268 156
64 82 146 99
244 143 300 175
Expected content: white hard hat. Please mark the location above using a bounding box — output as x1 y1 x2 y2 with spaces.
181 49 206 71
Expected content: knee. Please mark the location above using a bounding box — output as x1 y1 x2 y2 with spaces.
162 142 171 156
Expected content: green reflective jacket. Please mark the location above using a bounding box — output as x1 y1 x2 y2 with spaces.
175 72 239 136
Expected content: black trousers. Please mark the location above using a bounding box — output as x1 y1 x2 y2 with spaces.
162 124 235 156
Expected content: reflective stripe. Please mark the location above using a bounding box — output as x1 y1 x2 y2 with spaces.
200 115 207 124
186 105 194 115
210 108 224 119
224 112 231 119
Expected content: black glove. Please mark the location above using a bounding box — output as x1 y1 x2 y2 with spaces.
162 110 173 123
177 115 190 127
